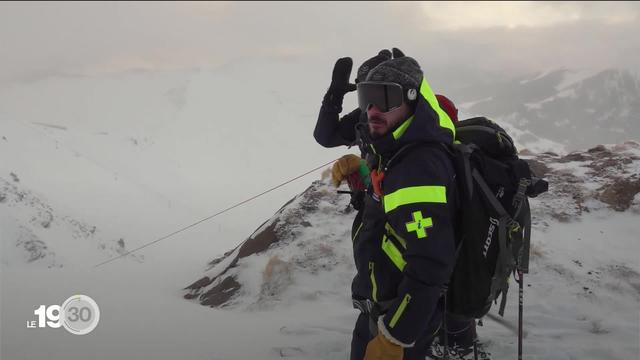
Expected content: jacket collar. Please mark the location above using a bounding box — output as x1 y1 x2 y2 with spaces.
361 77 456 166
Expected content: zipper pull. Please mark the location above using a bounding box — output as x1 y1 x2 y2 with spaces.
370 169 385 201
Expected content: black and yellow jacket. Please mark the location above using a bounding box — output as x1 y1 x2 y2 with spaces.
352 77 458 347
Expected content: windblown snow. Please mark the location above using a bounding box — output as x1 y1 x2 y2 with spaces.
182 142 640 360
1 64 639 360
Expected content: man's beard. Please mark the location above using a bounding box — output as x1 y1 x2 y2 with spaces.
368 114 387 139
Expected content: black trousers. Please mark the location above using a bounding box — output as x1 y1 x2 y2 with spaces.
350 308 476 360
350 308 443 360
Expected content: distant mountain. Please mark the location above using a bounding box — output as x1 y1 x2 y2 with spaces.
450 69 640 151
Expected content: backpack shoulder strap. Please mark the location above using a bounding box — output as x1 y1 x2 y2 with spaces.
471 167 519 316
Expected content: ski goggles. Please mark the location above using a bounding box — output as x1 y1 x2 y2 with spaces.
357 81 412 113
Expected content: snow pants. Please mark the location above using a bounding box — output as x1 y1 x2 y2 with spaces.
350 306 477 360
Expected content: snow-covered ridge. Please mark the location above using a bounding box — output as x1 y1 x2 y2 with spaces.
524 141 640 224
183 142 640 359
0 175 141 268
184 181 355 310
185 141 640 309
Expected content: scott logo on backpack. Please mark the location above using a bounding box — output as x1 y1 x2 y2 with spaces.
482 217 500 258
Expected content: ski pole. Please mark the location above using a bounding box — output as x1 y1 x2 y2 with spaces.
443 292 449 360
518 270 524 360
473 338 478 360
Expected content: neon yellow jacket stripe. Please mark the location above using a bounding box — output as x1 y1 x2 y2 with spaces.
419 78 456 139
382 235 407 271
383 185 447 213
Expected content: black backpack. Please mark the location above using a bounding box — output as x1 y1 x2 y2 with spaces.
444 117 548 320
364 116 548 358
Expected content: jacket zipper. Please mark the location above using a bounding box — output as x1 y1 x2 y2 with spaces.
368 262 378 302
352 222 363 243
389 293 412 329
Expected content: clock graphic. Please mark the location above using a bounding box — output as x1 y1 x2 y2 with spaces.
60 294 100 335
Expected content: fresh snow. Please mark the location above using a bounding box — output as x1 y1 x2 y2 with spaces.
1 64 639 360
5 175 638 360
556 69 601 91
519 69 556 85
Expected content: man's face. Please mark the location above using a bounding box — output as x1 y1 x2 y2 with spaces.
367 102 411 138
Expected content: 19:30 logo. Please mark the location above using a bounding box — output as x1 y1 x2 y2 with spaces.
28 295 100 335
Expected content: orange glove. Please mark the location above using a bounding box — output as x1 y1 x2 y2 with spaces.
331 154 362 187
364 333 403 360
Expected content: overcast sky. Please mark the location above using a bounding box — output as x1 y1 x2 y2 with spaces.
1 1 639 85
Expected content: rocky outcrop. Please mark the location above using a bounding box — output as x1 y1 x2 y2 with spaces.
183 181 354 308
525 141 640 225
184 141 640 309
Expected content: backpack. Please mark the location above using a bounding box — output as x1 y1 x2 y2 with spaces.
362 116 548 358
374 116 548 321
444 117 548 320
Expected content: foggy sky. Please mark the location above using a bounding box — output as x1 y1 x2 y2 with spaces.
1 1 639 85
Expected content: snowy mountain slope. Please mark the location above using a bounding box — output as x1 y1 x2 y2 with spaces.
0 117 187 268
1 141 638 360
0 59 351 255
0 60 361 360
183 142 640 360
489 118 568 155
1 60 639 360
453 69 640 151
0 175 138 269
183 180 356 310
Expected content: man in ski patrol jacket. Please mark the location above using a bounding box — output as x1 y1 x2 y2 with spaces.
334 54 458 360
